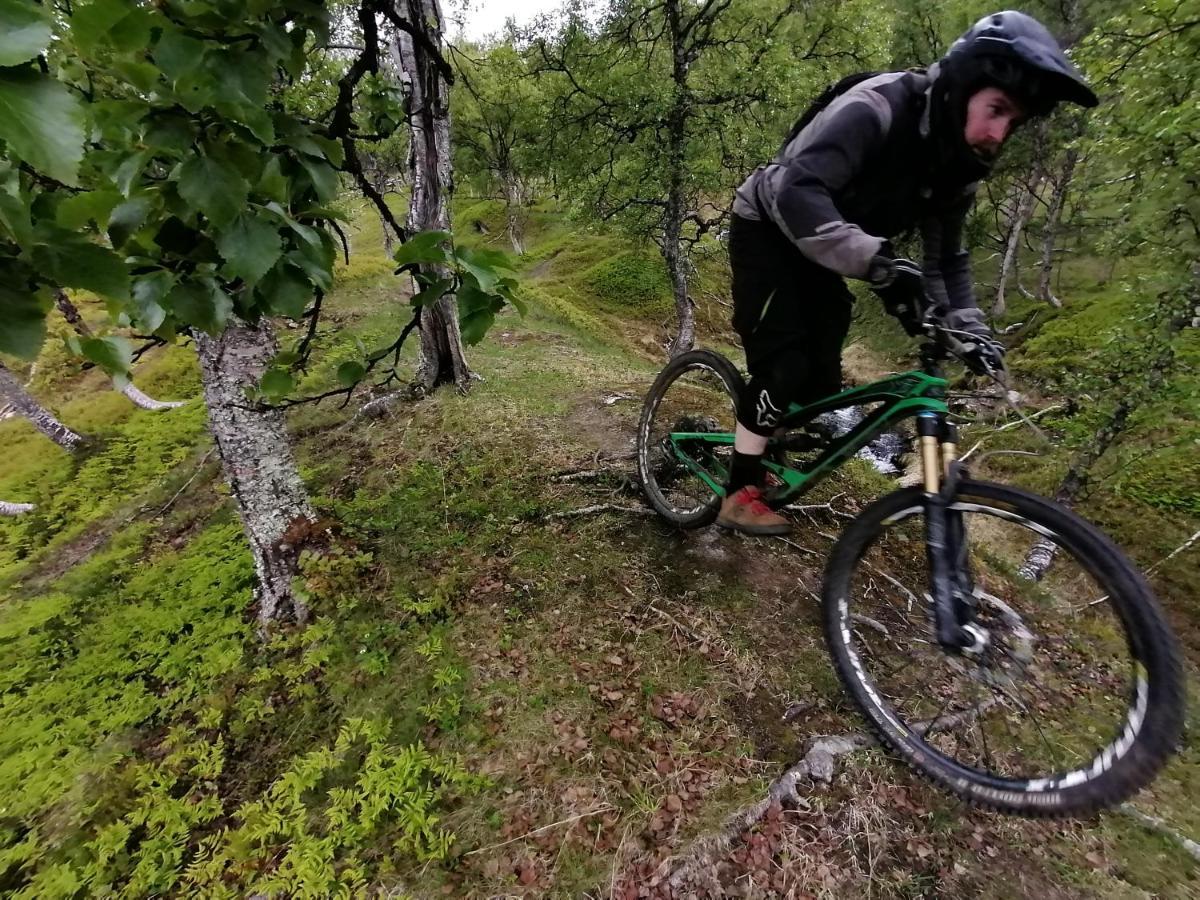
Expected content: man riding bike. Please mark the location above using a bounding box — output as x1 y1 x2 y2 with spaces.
718 10 1099 536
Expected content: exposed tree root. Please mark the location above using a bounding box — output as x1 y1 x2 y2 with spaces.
548 503 656 520
654 731 870 892
1119 804 1200 862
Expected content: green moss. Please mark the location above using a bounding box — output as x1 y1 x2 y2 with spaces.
0 402 209 581
581 251 671 310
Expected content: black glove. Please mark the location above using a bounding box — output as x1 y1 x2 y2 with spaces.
942 307 1006 376
867 255 927 336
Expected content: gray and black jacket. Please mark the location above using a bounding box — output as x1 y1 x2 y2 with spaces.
732 70 979 312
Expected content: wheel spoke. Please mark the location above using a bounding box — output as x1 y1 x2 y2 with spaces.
921 689 958 742
826 482 1178 813
971 669 995 773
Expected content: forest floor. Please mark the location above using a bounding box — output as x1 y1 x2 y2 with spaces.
0 201 1196 898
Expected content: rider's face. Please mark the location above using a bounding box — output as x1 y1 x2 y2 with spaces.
964 87 1025 162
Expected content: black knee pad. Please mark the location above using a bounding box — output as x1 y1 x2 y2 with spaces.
739 369 803 437
738 352 843 437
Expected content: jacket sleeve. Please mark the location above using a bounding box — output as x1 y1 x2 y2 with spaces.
920 189 978 311
757 98 889 279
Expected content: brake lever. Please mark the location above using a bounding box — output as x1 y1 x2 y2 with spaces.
932 325 1052 446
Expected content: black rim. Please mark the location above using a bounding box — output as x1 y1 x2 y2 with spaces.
639 359 738 522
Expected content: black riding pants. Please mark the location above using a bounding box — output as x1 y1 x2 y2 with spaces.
729 213 853 437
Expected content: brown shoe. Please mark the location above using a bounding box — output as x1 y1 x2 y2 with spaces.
716 486 790 536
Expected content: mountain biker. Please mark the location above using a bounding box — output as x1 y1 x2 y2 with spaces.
718 10 1098 536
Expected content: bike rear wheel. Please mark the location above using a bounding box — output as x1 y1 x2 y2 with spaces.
823 479 1184 816
636 349 744 528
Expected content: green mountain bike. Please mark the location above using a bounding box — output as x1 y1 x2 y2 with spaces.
635 328 1184 817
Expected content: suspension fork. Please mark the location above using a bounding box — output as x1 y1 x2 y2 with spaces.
918 413 972 650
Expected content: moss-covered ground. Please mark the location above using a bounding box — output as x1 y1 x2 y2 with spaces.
0 197 1195 897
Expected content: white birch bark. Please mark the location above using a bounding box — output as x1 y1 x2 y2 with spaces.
663 0 695 358
993 176 1040 317
391 0 474 395
503 174 525 256
0 361 87 452
193 317 317 631
1036 148 1079 308
121 383 189 411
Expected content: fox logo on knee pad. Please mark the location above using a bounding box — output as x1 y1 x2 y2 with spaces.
756 390 783 429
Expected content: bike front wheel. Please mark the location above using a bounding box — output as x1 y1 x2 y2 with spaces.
636 349 744 529
823 479 1184 816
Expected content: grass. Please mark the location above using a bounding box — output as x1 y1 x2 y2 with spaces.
0 198 1196 896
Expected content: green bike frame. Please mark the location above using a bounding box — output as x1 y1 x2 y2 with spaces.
668 370 949 502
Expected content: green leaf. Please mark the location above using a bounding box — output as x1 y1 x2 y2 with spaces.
80 335 132 379
130 271 173 333
177 154 249 229
257 157 290 204
0 161 31 245
143 116 196 155
285 230 335 291
260 368 293 400
298 157 339 203
256 263 311 318
393 230 452 268
455 245 514 294
409 276 454 308
32 240 130 301
114 149 153 197
154 28 206 81
70 0 136 53
312 135 345 167
457 280 502 346
112 59 159 93
167 279 232 334
459 306 496 346
336 361 366 387
57 190 121 230
0 283 47 358
0 68 86 186
217 214 283 287
107 196 154 247
0 0 50 66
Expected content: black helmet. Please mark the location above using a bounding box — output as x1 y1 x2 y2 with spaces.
943 11 1098 114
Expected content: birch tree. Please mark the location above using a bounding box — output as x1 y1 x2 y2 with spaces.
533 0 882 357
0 1 405 629
0 361 87 452
389 0 475 393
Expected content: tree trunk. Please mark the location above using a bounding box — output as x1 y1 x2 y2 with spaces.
1036 147 1079 308
663 0 695 358
0 500 35 516
391 0 473 395
993 176 1040 317
194 318 317 631
503 173 525 256
0 361 87 451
